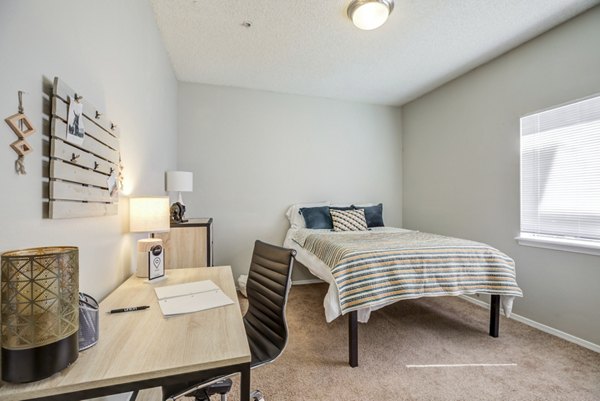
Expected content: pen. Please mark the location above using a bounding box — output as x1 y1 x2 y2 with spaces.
108 306 150 314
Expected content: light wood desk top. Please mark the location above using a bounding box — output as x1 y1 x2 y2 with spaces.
0 266 251 401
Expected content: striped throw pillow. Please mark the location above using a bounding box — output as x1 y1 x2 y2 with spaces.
330 209 368 232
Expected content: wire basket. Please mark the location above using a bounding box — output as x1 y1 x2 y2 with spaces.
78 293 99 351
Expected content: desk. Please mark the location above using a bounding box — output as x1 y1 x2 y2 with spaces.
0 267 251 401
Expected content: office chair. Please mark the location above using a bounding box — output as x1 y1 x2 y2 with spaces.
163 240 296 401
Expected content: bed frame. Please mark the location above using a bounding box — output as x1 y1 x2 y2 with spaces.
347 295 501 367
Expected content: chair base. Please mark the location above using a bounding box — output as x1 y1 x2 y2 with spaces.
190 378 232 400
190 382 264 401
187 381 265 401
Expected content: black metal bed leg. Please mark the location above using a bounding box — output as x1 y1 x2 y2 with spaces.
349 310 358 367
489 295 500 338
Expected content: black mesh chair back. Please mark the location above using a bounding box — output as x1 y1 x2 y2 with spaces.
244 240 295 367
162 241 295 401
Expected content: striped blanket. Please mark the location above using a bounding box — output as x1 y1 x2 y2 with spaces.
295 230 523 315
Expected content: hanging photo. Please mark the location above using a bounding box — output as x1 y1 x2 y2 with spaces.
66 98 85 145
107 172 118 197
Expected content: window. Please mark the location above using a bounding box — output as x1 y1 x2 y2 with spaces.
518 94 600 256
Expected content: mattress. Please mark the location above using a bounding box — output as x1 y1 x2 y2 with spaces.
284 227 522 323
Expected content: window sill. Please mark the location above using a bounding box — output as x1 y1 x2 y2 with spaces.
516 234 600 257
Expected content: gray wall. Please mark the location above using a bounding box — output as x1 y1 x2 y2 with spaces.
402 7 600 345
178 83 403 280
0 0 178 302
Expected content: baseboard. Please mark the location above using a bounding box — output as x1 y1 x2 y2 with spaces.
292 278 323 285
459 295 600 354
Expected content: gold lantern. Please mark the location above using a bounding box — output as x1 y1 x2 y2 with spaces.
1 247 79 383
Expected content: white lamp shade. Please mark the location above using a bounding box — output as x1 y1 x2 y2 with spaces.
129 197 170 233
166 171 193 192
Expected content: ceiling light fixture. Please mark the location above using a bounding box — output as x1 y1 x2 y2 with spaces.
347 0 394 31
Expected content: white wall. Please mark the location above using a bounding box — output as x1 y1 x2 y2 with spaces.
178 83 403 280
0 0 178 301
402 6 600 345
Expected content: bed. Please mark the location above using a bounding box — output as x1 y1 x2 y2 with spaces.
283 203 523 367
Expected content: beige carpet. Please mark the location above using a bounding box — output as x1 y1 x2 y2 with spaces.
140 283 600 401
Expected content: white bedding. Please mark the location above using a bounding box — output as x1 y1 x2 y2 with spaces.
284 227 413 323
284 226 515 324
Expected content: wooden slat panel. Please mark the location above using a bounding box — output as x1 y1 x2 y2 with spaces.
51 118 119 164
50 181 116 203
49 200 118 219
51 138 115 175
52 97 119 150
50 160 110 189
53 77 119 138
47 77 122 220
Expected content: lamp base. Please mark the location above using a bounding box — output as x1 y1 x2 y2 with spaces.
136 238 164 278
143 274 169 284
1 332 78 383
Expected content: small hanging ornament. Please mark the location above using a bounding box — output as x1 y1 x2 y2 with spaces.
5 91 36 175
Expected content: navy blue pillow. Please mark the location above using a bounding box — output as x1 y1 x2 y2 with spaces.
352 203 384 228
300 206 333 229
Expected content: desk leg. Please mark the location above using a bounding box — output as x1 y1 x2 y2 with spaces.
349 311 358 368
240 362 251 401
489 295 500 338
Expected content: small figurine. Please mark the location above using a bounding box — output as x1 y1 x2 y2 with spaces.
170 202 188 223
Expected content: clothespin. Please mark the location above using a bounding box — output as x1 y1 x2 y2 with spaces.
17 91 25 114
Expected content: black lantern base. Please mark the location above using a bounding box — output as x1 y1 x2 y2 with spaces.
1 332 79 383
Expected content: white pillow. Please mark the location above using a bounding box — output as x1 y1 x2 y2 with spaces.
285 201 330 229
330 202 353 208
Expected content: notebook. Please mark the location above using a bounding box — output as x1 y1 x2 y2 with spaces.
154 280 234 316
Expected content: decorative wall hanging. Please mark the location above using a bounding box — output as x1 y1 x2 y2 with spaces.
49 77 122 219
5 91 36 175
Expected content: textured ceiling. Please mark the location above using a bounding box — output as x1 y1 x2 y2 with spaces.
151 0 599 106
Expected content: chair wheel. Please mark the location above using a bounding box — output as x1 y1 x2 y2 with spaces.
251 389 265 401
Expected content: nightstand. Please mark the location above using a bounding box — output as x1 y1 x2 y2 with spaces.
153 218 213 268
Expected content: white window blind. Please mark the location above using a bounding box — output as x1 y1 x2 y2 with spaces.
520 94 600 243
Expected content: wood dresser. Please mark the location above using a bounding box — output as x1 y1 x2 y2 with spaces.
154 218 213 269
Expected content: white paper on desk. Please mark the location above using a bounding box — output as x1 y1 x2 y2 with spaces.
154 280 234 316
158 289 234 316
155 280 219 300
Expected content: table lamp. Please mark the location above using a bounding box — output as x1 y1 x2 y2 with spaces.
1 247 79 383
130 197 170 278
166 171 193 223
